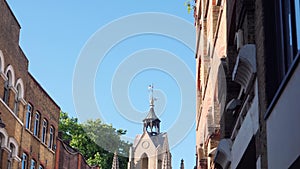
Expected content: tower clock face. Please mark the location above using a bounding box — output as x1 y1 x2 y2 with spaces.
142 141 150 149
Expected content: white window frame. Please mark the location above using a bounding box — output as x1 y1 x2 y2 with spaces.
21 153 27 169
49 126 54 149
25 104 32 129
33 112 40 137
30 159 36 169
41 119 47 144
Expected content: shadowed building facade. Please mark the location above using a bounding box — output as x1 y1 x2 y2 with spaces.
194 0 300 169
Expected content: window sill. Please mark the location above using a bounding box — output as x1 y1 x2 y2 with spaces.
25 128 32 134
48 148 55 154
33 135 40 142
41 141 47 147
0 98 23 125
25 129 55 154
42 142 54 152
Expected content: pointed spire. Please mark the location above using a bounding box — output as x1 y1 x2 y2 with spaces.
143 84 161 135
111 151 119 169
180 159 184 169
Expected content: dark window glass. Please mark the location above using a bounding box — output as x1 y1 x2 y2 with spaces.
25 104 32 129
41 120 47 143
33 112 40 137
49 126 54 149
294 0 300 51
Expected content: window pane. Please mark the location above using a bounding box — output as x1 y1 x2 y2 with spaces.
41 120 47 143
295 0 300 50
25 104 32 129
22 153 27 169
34 113 40 136
31 159 36 169
49 127 53 149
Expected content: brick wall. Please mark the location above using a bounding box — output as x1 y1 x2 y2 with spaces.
195 1 228 168
55 138 100 169
23 74 60 169
0 0 61 169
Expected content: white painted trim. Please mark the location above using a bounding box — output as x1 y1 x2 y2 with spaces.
13 156 21 162
5 65 15 86
9 86 17 94
8 137 19 158
2 145 10 152
0 71 7 81
0 99 24 126
0 128 9 148
15 78 25 99
19 98 27 105
0 50 5 73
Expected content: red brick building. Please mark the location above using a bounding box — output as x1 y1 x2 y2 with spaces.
55 135 100 169
194 0 225 168
194 0 300 168
0 0 60 168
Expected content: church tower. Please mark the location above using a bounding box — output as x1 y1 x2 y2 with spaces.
128 85 172 169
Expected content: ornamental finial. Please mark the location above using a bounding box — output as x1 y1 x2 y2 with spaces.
148 84 156 107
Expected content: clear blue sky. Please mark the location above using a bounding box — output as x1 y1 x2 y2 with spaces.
7 1 196 168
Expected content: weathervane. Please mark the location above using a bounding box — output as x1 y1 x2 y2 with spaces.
148 84 157 107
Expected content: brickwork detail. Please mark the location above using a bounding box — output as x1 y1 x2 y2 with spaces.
0 0 61 169
194 0 272 168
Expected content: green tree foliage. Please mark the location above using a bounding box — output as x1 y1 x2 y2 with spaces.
184 0 195 14
59 112 131 169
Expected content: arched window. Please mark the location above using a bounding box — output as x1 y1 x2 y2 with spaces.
141 153 148 169
30 159 36 169
33 112 40 137
0 130 8 166
13 84 21 115
14 79 24 115
21 153 28 169
7 143 15 169
3 70 12 104
49 126 54 149
38 165 44 169
3 65 15 107
41 119 47 144
25 104 32 129
158 159 162 169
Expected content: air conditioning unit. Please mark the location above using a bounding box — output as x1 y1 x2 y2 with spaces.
235 29 244 51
